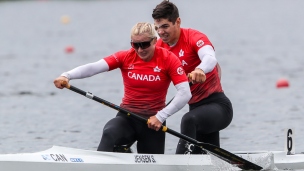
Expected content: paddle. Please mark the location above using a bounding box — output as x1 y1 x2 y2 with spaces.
63 83 262 170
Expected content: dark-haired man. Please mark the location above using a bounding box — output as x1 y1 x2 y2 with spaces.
152 0 233 154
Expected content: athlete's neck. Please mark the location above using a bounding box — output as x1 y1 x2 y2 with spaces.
167 30 180 47
168 41 177 47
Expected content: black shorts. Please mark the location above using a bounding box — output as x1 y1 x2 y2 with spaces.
97 112 166 154
176 92 233 154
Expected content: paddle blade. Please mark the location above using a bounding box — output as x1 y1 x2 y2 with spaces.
197 142 263 170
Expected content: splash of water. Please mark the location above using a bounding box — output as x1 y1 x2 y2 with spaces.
208 151 278 171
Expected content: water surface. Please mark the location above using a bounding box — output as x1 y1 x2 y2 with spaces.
1 0 304 159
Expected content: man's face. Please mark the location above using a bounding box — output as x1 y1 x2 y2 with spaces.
154 18 180 45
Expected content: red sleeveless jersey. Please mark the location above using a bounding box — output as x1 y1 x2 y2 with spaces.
156 28 223 104
104 47 187 116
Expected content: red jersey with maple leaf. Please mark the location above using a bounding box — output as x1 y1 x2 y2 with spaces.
156 28 223 104
104 46 187 116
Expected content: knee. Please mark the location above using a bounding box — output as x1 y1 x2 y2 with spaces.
181 113 196 125
102 126 117 141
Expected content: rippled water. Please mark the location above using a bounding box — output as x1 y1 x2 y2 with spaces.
1 1 304 165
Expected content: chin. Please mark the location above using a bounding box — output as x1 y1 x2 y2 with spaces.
139 54 151 61
139 55 147 60
162 38 169 43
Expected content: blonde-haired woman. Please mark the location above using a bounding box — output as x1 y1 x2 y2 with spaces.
54 22 191 154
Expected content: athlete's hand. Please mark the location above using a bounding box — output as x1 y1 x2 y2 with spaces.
54 76 69 89
188 68 206 84
147 116 162 131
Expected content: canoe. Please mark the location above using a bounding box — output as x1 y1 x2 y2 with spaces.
0 145 304 171
2 85 298 170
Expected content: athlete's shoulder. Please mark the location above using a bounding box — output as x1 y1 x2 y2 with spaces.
181 27 213 49
156 38 168 48
105 48 135 65
114 48 135 56
181 27 208 38
155 46 169 54
155 46 179 61
112 48 136 59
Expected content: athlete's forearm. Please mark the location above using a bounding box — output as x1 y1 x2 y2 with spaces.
61 59 109 80
196 45 217 73
155 81 191 123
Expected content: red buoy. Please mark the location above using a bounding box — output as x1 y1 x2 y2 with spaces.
65 46 74 53
276 78 289 88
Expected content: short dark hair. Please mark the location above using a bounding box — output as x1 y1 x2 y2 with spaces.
152 0 179 24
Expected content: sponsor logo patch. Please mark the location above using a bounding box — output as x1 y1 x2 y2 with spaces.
179 49 184 57
177 67 184 75
196 40 204 47
153 66 161 72
128 64 134 70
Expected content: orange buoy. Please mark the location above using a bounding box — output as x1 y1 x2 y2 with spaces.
61 15 70 24
276 78 289 88
65 46 74 53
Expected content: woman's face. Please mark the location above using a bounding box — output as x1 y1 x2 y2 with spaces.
131 33 156 62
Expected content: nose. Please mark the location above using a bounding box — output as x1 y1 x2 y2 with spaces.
137 47 144 52
157 28 165 34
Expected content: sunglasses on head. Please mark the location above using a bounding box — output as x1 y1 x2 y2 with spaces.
131 38 155 50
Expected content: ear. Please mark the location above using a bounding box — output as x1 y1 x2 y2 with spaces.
152 37 157 45
176 17 181 26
